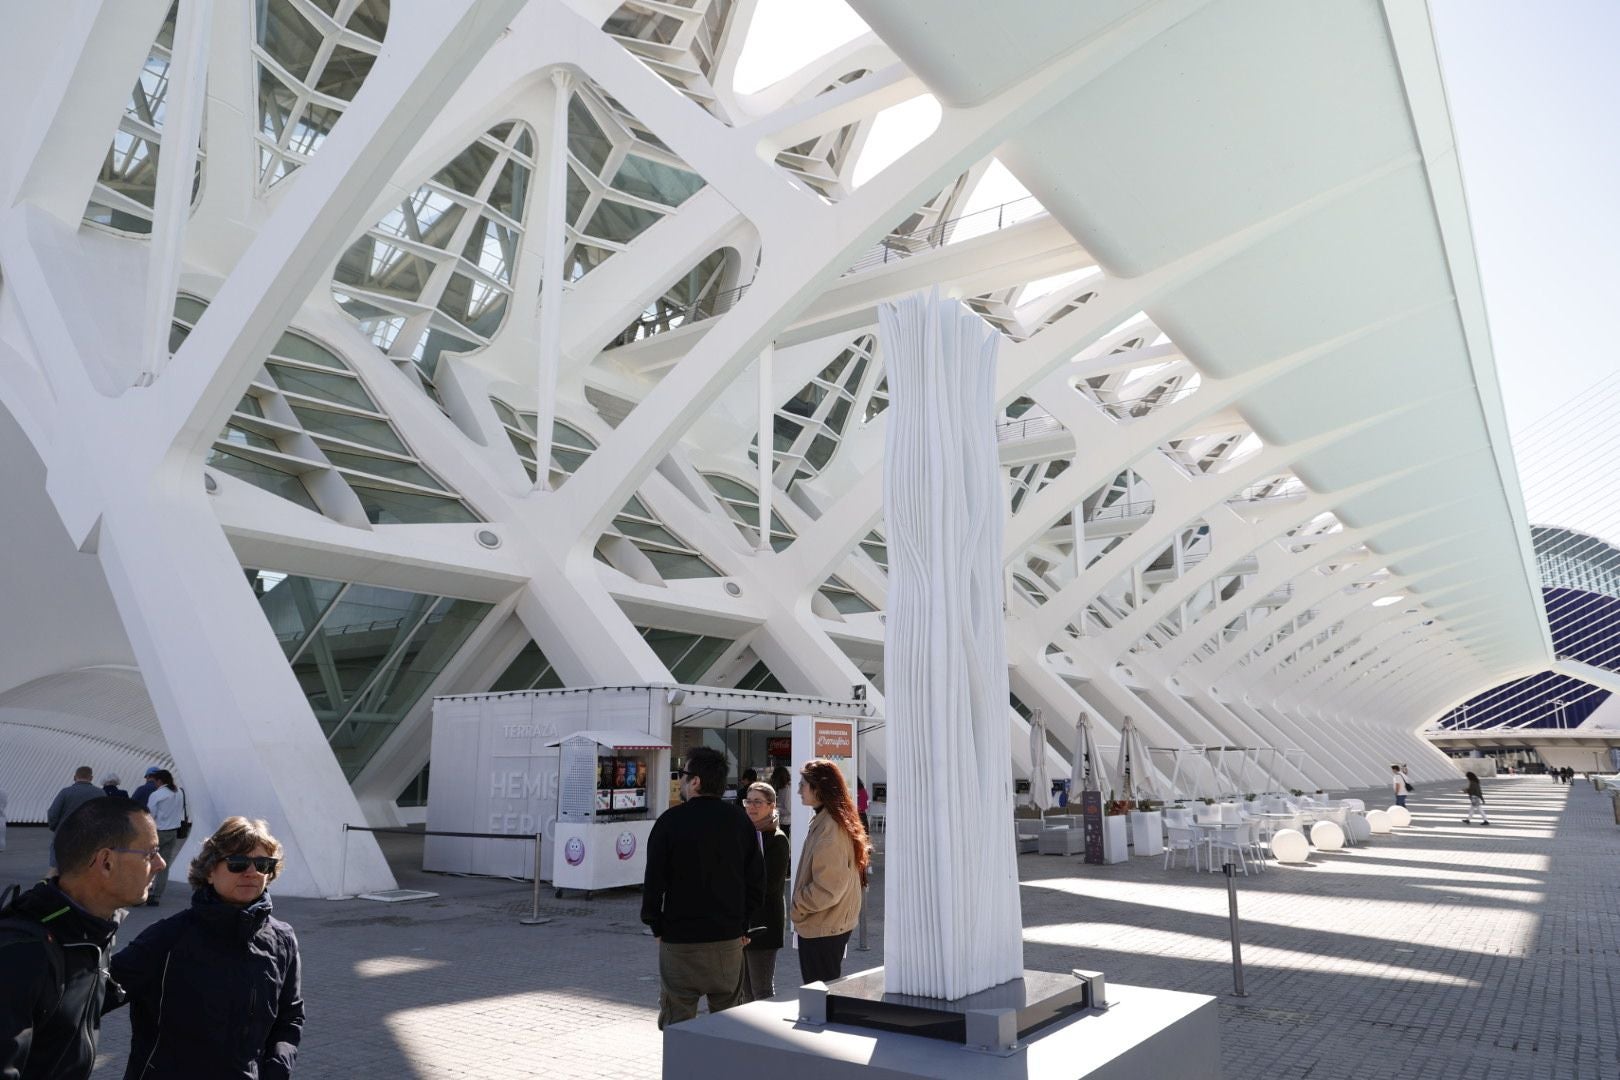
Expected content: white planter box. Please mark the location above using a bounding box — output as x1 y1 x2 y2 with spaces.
1129 811 1164 856
1102 815 1130 863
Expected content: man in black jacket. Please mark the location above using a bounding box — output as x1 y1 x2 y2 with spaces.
642 746 764 1029
0 797 163 1079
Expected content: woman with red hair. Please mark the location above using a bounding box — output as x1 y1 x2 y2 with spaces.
790 759 870 984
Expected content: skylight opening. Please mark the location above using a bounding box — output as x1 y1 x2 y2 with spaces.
850 94 941 188
732 0 871 96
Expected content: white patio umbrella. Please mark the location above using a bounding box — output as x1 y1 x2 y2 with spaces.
1070 711 1102 795
1029 709 1053 813
1113 715 1155 802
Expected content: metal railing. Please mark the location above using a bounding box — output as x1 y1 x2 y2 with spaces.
996 413 1066 442
330 824 553 925
608 281 753 348
842 195 1047 277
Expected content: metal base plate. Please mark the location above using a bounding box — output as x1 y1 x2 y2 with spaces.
355 888 439 903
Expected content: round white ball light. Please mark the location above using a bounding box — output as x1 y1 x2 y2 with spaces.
1270 828 1309 864
1310 821 1345 851
1345 814 1372 843
1386 805 1412 827
1366 809 1392 834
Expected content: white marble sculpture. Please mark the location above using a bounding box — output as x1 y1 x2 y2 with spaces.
879 290 1023 1000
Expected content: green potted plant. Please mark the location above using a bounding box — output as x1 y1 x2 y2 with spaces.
1289 788 1304 798
1244 793 1258 802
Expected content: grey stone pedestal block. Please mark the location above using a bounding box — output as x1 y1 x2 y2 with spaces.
663 981 1219 1080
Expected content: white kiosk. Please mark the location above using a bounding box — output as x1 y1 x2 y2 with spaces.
548 730 670 897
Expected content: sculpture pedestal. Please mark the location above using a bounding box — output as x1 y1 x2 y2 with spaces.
662 972 1219 1079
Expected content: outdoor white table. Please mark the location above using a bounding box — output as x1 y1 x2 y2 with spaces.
1188 822 1244 872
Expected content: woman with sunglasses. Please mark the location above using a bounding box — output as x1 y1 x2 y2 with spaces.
790 759 870 984
108 816 304 1078
740 781 791 1000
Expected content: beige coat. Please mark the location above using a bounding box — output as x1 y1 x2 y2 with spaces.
790 808 861 939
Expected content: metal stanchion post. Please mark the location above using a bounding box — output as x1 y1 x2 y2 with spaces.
855 883 870 951
1224 862 1247 997
326 823 354 901
519 832 553 925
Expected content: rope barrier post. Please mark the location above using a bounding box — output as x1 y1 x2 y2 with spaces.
1224 862 1247 997
326 823 354 901
855 883 870 951
519 831 553 926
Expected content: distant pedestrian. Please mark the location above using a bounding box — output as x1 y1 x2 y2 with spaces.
144 770 189 907
856 778 870 832
734 768 757 808
0 788 7 854
131 766 163 809
1400 765 1415 794
740 781 790 1002
101 774 129 800
770 765 794 838
109 817 303 1079
0 797 163 1080
1390 764 1408 808
1461 771 1490 825
791 760 870 985
642 747 765 1029
46 767 105 873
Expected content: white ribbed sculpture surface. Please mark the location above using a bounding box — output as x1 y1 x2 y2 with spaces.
879 291 1023 1000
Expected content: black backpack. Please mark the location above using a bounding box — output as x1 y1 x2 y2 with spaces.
0 884 67 1010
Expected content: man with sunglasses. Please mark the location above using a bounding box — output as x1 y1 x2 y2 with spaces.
0 797 161 1079
642 746 765 1029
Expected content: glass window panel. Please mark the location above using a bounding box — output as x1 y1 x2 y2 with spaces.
206 446 321 511
332 241 434 300
490 640 564 693
705 474 754 502
566 167 590 224
331 595 492 776
315 43 376 101
568 96 612 175
351 485 479 525
488 158 531 221
771 416 803 451
271 331 349 369
805 433 838 470
437 272 510 337
610 156 704 207
287 101 343 158
782 381 827 418
289 405 407 454
413 326 481 378
344 0 389 42
288 583 434 725
266 361 376 409
616 517 685 549
250 572 345 659
821 586 876 614
825 396 851 434
506 429 536 460
433 138 498 195
643 549 720 580
551 446 590 475
583 199 661 245
397 763 430 807
257 63 298 143
173 295 208 325
323 451 446 490
218 424 280 452
490 398 523 430
555 421 596 451
735 661 785 694
621 495 652 518
566 243 615 281
461 217 519 284
258 0 322 82
237 394 265 417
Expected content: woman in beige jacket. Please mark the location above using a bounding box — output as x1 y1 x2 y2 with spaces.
790 759 871 984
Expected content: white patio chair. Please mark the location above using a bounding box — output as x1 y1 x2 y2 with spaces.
1164 824 1203 871
1207 824 1249 875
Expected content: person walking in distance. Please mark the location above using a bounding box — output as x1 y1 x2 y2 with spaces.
740 781 791 1001
143 770 188 907
108 817 304 1079
0 798 164 1079
1461 771 1490 826
641 747 765 1029
130 767 162 809
1391 764 1408 808
45 767 105 875
100 774 128 800
770 765 793 838
791 759 870 985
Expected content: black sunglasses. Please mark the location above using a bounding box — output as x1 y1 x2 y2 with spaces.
222 855 279 875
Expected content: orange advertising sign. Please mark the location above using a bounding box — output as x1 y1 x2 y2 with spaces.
814 720 853 759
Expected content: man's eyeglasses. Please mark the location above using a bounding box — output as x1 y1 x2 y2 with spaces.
112 847 163 864
222 855 279 875
743 798 771 808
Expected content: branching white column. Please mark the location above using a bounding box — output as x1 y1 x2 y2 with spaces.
880 290 1023 1000
532 67 572 490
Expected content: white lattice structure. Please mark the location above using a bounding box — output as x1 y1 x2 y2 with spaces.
0 1 1548 896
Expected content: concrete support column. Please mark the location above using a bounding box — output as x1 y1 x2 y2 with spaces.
533 68 574 490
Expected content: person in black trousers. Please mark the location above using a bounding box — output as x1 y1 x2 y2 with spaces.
740 781 791 1000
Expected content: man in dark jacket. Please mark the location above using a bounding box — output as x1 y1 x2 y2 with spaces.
129 768 162 810
99 775 128 800
642 746 764 1029
0 798 163 1079
44 769 104 874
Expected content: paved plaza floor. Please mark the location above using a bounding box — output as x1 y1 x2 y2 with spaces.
1 775 1614 1079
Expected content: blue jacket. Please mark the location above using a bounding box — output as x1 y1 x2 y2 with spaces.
109 887 303 1079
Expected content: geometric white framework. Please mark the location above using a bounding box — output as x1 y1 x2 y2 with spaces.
0 1 1545 895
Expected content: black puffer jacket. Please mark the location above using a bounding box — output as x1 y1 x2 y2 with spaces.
0 880 119 1080
109 886 303 1080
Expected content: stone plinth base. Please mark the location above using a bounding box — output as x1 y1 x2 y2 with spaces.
663 980 1219 1079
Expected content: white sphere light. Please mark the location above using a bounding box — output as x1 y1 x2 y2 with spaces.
1270 829 1310 863
1310 821 1345 851
1366 809 1392 834
1346 814 1372 843
1387 805 1412 827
